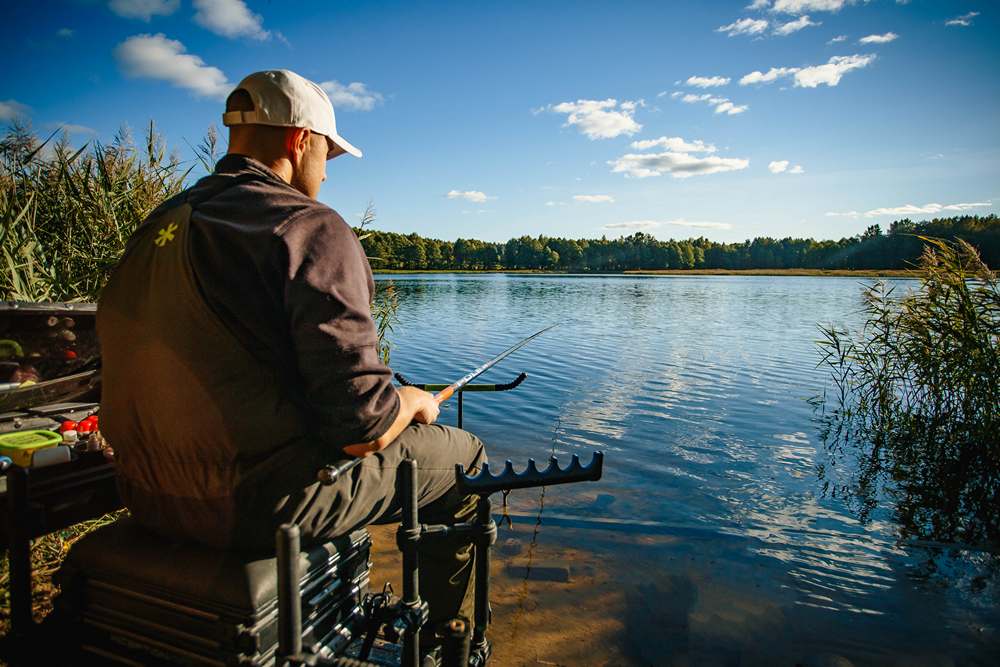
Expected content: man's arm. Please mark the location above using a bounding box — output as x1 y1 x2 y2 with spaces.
282 208 429 452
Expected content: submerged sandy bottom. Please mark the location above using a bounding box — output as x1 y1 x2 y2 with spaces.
368 519 995 667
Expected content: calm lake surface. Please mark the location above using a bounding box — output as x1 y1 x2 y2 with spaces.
376 273 998 667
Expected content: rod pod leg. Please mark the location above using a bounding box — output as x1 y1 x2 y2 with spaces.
398 459 422 667
277 523 302 664
471 494 495 662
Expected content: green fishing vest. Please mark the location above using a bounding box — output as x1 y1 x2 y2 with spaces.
98 191 320 548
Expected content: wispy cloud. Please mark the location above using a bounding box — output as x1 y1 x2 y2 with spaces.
686 75 730 88
573 194 615 203
740 54 875 88
630 136 717 153
546 98 642 139
859 32 898 44
717 18 769 37
193 0 269 40
320 81 384 111
827 34 848 44
768 160 804 174
609 150 749 179
774 15 820 36
739 67 799 85
771 0 851 13
796 54 875 87
447 190 494 203
115 34 231 99
604 219 733 231
108 0 180 22
945 11 979 27
47 122 97 135
672 91 748 115
0 99 31 121
57 27 74 38
827 201 992 218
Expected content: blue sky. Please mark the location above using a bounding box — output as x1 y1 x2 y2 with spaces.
1 0 997 243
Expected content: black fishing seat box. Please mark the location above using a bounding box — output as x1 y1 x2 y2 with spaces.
55 518 371 666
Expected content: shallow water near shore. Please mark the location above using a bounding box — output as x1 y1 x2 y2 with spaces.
374 273 998 666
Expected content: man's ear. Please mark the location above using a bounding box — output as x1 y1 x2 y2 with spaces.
284 127 309 164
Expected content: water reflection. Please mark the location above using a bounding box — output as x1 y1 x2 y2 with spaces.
378 273 998 664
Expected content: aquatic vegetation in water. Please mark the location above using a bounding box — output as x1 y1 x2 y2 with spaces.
814 238 999 548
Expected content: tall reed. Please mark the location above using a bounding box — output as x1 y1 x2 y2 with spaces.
1 121 189 302
814 238 999 546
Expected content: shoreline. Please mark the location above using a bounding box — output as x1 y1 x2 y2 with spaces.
373 268 921 277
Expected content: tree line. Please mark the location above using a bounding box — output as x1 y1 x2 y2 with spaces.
357 215 999 272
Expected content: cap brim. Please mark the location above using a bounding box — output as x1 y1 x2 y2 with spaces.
326 133 362 159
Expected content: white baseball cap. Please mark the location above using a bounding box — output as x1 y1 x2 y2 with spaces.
222 69 362 159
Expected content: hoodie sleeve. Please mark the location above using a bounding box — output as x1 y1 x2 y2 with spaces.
280 206 400 446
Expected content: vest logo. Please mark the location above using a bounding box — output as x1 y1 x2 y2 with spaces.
154 223 179 247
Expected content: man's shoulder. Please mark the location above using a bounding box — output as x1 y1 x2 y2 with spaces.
275 197 350 236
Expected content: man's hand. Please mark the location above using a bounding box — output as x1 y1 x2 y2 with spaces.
401 385 440 425
342 386 439 457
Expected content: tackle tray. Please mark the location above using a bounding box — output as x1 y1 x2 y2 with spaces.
56 518 371 666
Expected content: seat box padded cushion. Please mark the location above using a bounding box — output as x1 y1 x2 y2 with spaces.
61 517 368 614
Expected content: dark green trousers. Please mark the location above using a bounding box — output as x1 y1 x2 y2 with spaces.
293 423 487 628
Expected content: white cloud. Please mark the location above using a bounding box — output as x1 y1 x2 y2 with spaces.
604 219 733 231
47 122 97 135
717 18 770 37
739 66 800 85
674 92 748 115
57 28 74 38
769 160 805 174
826 202 992 218
713 100 749 115
114 34 231 99
320 81 384 112
108 0 179 21
545 201 567 207
447 190 493 203
743 55 875 87
774 15 820 35
686 75 730 88
794 54 875 87
771 0 849 13
859 32 898 44
573 194 615 203
862 202 991 217
827 34 848 44
945 11 979 27
747 0 771 8
630 136 716 153
0 99 31 121
193 0 269 40
609 151 749 179
547 98 642 139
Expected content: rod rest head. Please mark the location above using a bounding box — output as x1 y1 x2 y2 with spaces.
454 451 603 496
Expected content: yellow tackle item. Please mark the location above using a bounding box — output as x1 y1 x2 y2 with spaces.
0 429 63 467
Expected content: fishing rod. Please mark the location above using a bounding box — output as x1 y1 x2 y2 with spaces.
431 323 557 404
317 323 558 485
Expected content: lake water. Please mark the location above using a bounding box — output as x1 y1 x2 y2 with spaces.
375 273 998 667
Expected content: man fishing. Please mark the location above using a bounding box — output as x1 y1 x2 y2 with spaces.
96 69 487 647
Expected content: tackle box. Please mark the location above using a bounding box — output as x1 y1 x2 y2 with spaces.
56 518 371 666
0 428 62 466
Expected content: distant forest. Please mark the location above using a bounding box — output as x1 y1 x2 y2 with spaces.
358 215 999 272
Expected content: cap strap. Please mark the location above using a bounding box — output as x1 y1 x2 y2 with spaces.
222 110 260 126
